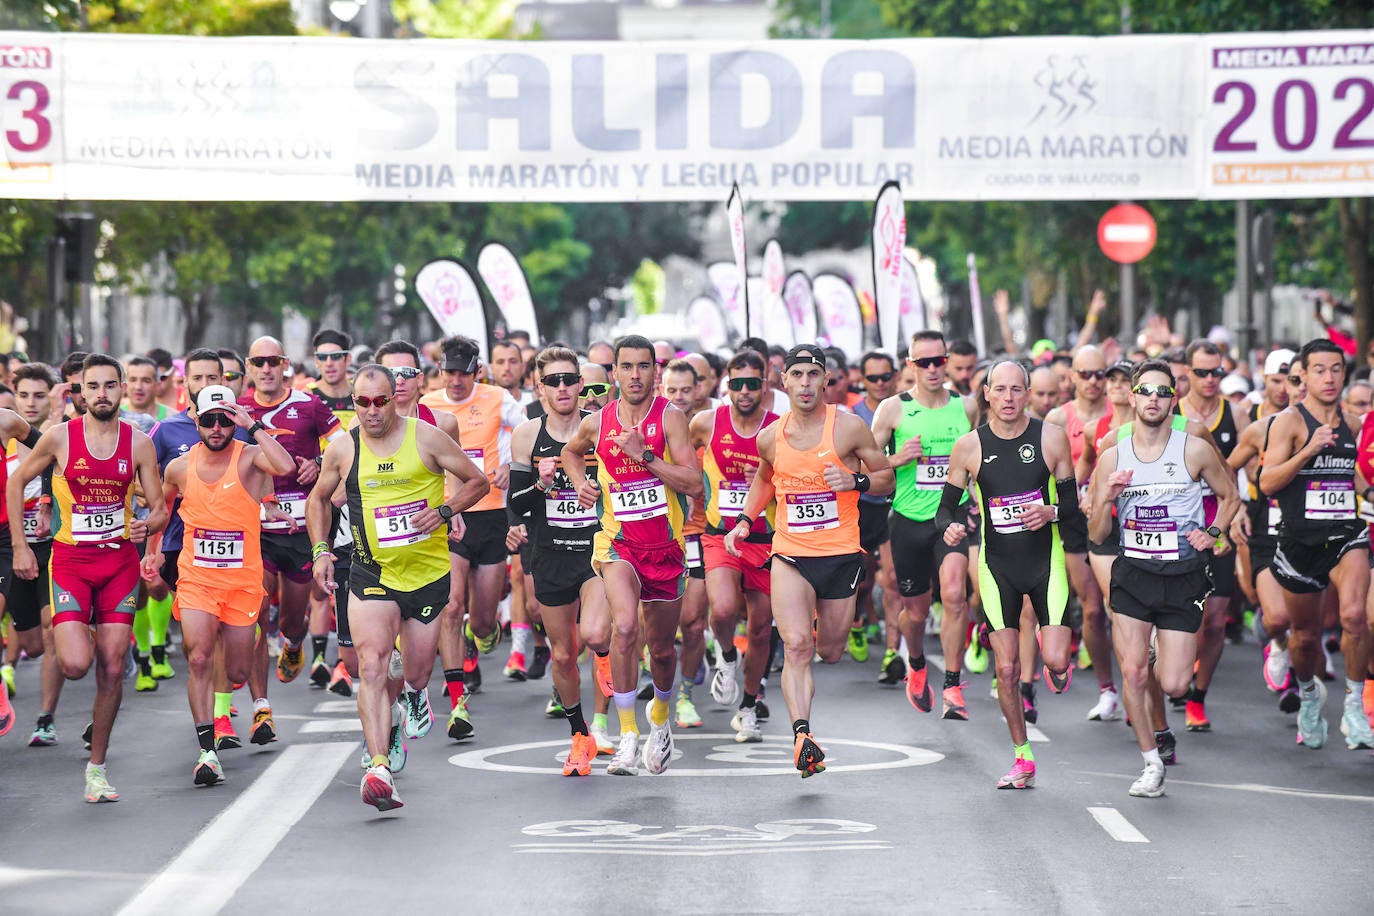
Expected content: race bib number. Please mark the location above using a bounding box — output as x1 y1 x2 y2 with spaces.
1122 517 1180 561
22 506 40 542
1267 499 1282 536
262 489 307 532
715 480 750 518
71 502 125 543
464 447 485 466
373 499 429 548
609 478 668 521
785 491 839 532
685 534 702 567
547 488 598 529
987 490 1046 535
915 456 950 489
193 529 245 568
1306 480 1354 520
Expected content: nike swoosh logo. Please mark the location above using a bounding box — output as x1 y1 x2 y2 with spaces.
222 482 236 489
818 450 830 458
983 455 998 463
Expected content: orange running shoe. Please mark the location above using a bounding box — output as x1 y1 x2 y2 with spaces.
1184 698 1211 732
793 732 826 778
562 732 597 777
213 714 241 751
593 652 614 699
906 664 933 713
941 685 968 721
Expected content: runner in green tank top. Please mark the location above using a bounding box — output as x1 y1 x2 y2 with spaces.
870 330 979 721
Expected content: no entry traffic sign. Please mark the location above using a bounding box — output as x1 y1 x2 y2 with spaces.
1098 203 1157 264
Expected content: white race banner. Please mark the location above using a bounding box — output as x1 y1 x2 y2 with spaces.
726 184 753 337
687 296 731 352
812 273 863 363
898 253 925 342
754 275 796 349
871 181 905 357
476 242 541 346
967 253 987 358
782 270 818 343
415 259 488 361
706 261 747 340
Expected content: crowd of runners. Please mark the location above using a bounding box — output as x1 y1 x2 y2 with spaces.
1 306 1372 811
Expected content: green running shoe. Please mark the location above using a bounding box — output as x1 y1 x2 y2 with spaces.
878 650 905 685
964 641 989 675
847 627 869 663
464 621 502 655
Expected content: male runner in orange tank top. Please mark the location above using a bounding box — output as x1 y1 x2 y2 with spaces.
724 345 892 777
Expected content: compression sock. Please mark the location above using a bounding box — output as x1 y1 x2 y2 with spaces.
214 692 232 719
592 712 608 732
443 668 465 707
650 684 672 726
133 604 152 656
564 702 588 737
511 623 532 659
148 594 174 652
1014 742 1034 762
196 723 215 753
614 690 638 734
943 670 960 690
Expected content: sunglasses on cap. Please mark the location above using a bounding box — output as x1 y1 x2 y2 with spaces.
541 372 581 390
248 355 285 368
727 377 764 392
579 383 611 398
158 369 175 382
353 394 393 409
222 370 243 382
1132 383 1176 399
315 351 348 362
197 412 235 429
388 366 422 381
1191 367 1227 379
910 356 948 369
865 372 895 383
1075 369 1107 380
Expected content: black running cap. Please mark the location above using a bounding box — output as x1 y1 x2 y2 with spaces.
442 353 480 373
1106 360 1134 378
784 345 826 370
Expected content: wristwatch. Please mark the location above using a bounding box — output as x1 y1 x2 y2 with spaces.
247 421 267 438
1205 525 1223 538
438 504 455 521
641 449 656 465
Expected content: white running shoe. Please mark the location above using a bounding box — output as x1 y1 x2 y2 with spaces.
710 656 741 706
1128 763 1166 798
1087 688 1122 722
361 764 403 811
1340 696 1374 750
403 687 432 740
731 706 763 742
388 647 404 681
641 715 674 775
606 731 640 775
1263 639 1292 692
1297 680 1328 749
589 721 616 755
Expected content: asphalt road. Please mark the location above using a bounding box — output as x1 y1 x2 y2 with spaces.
1 626 1370 916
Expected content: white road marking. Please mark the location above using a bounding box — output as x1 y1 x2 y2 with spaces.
1087 806 1149 843
1026 725 1050 743
312 699 358 714
514 841 892 856
300 718 364 733
1074 771 1374 804
115 741 357 916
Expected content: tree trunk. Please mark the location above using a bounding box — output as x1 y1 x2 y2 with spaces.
1339 198 1372 353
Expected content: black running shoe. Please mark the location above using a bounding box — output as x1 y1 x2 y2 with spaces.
527 646 550 680
82 721 93 751
755 700 769 721
1156 729 1177 765
1278 686 1301 714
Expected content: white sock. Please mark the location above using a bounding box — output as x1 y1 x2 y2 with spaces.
253 697 271 712
1142 748 1163 768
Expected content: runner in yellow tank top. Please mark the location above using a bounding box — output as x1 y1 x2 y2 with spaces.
724 345 893 778
309 365 490 812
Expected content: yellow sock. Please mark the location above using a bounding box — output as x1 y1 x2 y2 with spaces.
370 754 389 769
617 706 638 735
649 697 670 727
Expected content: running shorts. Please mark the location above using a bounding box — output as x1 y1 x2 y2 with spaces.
262 531 314 585
449 509 508 566
889 511 968 598
334 555 354 648
685 534 705 580
593 532 685 603
1059 508 1089 554
349 561 450 624
1110 557 1212 633
158 547 182 592
1088 516 1119 557
978 556 1068 632
531 546 596 608
174 582 264 629
50 542 140 627
702 534 771 595
8 540 52 631
1209 549 1238 599
772 552 866 601
1273 528 1369 595
858 500 891 555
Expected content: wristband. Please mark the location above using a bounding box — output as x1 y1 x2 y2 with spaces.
311 541 331 560
852 472 871 493
261 494 278 506
736 515 755 531
247 421 267 438
314 455 324 468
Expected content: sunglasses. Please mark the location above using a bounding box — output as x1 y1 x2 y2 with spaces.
248 356 285 368
579 383 611 398
865 372 895 383
353 395 393 409
728 377 764 391
158 370 175 382
223 370 243 382
1132 383 1176 399
542 372 581 390
599 363 614 374
197 412 235 429
826 377 838 387
1288 375 1302 385
388 366 422 381
315 351 348 362
910 356 948 369
1191 367 1227 379
1075 370 1107 381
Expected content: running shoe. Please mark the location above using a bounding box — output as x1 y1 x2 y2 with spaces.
135 671 157 693
0 678 13 737
465 660 483 695
1 664 16 698
563 732 597 777
545 688 564 718
150 656 175 680
1320 643 1337 681
528 645 550 680
930 602 943 636
1364 679 1374 728
593 652 614 699
504 651 528 681
710 656 741 706
1128 763 1166 798
28 720 56 747
250 707 277 745
1156 729 1177 765
1087 688 1122 722
1045 664 1072 694
1022 694 1038 725
675 690 702 728
793 732 826 778
847 627 869 663
1185 696 1211 732
732 706 763 742
214 714 241 751
1263 640 1292 693
388 646 404 681
464 621 502 655
1296 681 1328 749
756 699 769 721
964 640 989 675
606 731 639 775
328 662 353 697
404 687 433 739
906 665 933 713
941 685 968 721
277 643 304 683
447 695 474 741
193 749 225 787
361 764 403 811
1340 698 1374 750
641 712 674 775
388 723 408 773
590 721 616 755
309 653 331 688
1278 685 1301 714
1077 642 1093 670
878 650 905 685
996 757 1035 790
82 721 93 750
84 765 119 803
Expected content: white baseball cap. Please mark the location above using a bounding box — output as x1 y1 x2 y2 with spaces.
195 385 237 415
1220 374 1250 397
1264 349 1297 377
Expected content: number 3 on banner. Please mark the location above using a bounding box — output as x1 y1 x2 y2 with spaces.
5 81 52 154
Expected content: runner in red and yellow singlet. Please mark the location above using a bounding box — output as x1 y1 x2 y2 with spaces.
563 334 704 777
7 354 167 803
724 344 893 778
